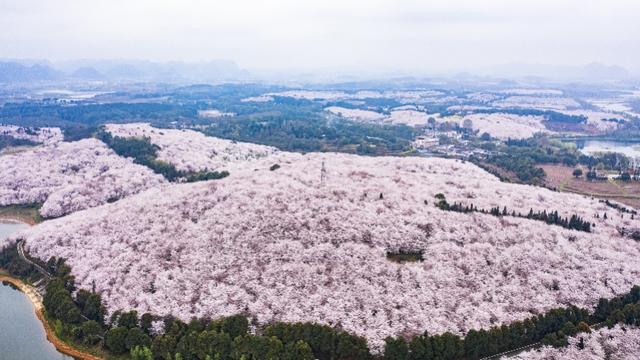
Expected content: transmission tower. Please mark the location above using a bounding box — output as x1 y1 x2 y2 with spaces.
321 161 327 184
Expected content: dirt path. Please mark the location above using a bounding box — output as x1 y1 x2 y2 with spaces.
0 207 39 225
0 274 103 360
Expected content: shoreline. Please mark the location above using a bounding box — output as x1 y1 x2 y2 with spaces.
0 274 103 360
0 207 40 226
0 217 35 225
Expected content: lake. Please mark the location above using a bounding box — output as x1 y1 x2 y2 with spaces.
0 222 72 360
574 139 640 158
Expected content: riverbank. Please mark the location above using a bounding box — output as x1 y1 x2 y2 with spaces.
0 274 103 360
0 205 42 225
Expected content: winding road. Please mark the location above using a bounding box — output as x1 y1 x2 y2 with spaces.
479 322 606 359
17 240 52 280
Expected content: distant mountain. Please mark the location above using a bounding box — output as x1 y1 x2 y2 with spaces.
56 59 249 82
156 60 249 82
105 64 147 80
70 66 105 80
480 62 631 82
0 61 63 82
581 62 630 81
0 59 252 83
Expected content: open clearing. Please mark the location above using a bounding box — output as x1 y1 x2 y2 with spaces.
541 164 640 209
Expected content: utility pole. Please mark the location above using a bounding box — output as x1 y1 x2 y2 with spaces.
321 160 327 184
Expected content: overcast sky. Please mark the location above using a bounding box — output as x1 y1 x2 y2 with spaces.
1 0 639 75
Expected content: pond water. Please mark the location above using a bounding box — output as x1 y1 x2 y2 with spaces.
0 222 71 360
575 140 640 158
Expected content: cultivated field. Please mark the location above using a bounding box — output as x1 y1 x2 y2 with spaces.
542 164 640 209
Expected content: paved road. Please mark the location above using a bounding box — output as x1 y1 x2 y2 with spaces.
479 322 606 359
17 240 52 279
17 240 96 324
479 342 540 359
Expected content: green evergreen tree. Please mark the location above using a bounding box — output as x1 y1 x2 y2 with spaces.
131 346 153 360
105 327 129 354
284 340 314 360
384 337 409 360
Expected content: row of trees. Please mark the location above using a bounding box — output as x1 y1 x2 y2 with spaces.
386 250 425 263
42 257 107 347
578 152 631 171
0 101 198 128
479 139 553 183
202 106 417 155
486 155 546 184
0 91 419 157
435 194 592 232
39 264 640 360
585 169 638 182
0 134 38 150
58 305 369 360
601 199 638 216
481 135 634 185
183 170 230 182
5 240 640 360
38 257 370 360
0 242 39 278
96 130 229 183
148 320 367 360
524 209 592 233
383 286 640 360
593 285 640 324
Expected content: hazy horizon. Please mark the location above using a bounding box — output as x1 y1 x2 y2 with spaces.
2 0 639 77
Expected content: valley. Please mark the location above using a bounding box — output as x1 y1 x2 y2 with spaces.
3 1 640 359
0 79 639 359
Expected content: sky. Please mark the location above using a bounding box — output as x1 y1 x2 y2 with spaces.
1 0 639 75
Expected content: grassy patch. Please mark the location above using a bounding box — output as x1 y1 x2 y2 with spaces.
386 250 424 263
0 204 43 224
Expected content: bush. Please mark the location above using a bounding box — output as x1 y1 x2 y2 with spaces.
386 250 424 263
573 168 583 178
105 327 129 354
97 129 230 183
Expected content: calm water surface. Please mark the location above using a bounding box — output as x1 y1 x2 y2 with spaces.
576 140 640 158
0 222 71 360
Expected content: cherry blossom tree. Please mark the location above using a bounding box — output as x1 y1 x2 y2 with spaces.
16 151 639 352
512 325 640 359
105 123 277 173
0 138 166 217
0 124 63 144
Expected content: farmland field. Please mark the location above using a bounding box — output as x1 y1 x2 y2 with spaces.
541 164 640 209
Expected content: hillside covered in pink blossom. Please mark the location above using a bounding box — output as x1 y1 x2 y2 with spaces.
105 123 277 172
16 151 640 351
0 124 63 144
0 138 165 217
513 325 640 359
